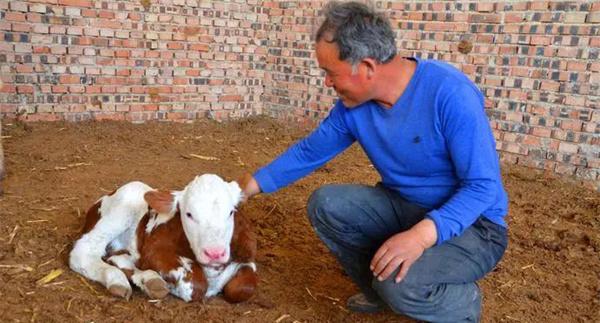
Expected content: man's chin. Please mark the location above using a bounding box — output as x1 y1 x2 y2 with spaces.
344 101 364 109
340 99 357 108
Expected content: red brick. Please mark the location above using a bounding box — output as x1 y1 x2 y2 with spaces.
504 13 525 23
52 85 68 93
523 135 541 146
59 75 80 84
167 42 184 50
558 142 579 154
560 120 583 131
58 0 93 8
81 9 96 17
85 86 101 93
190 44 210 51
566 61 587 72
540 81 560 92
530 36 551 46
17 85 34 93
16 64 34 73
69 85 85 93
531 127 552 138
557 47 579 57
529 2 549 10
5 12 26 22
476 2 495 12
1 85 17 93
26 13 43 24
98 10 115 19
114 50 130 58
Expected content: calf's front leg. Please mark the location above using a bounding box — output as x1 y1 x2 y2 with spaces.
222 265 258 303
137 251 208 302
106 253 169 299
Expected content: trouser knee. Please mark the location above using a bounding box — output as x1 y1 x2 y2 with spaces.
372 278 481 322
372 278 427 314
306 185 336 229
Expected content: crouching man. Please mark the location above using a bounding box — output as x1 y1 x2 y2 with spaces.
239 1 508 322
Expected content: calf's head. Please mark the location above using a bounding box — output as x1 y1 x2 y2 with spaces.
144 174 242 267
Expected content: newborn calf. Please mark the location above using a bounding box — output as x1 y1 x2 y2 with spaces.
69 174 258 302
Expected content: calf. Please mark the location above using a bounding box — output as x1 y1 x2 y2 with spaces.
69 174 258 302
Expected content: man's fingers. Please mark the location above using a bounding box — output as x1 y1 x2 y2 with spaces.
370 250 391 275
370 245 389 271
376 256 404 281
395 259 414 283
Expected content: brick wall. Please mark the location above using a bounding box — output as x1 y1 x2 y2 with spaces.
0 0 268 122
0 0 599 188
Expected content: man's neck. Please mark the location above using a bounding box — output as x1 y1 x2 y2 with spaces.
372 56 417 109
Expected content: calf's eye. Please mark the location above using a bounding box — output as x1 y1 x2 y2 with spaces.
186 212 193 219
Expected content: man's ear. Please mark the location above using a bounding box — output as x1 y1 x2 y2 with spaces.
227 181 243 205
361 58 377 78
144 190 177 214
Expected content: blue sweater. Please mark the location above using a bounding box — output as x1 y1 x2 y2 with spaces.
254 58 508 245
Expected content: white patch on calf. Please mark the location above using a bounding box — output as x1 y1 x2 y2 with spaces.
203 262 257 297
145 210 177 234
69 181 152 288
106 254 135 270
166 257 195 302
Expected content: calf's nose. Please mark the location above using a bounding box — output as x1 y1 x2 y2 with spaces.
203 247 226 261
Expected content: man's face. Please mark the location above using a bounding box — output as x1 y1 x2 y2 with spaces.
315 40 372 108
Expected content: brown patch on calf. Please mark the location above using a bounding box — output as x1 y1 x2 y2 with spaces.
136 211 208 299
187 262 208 301
230 206 257 263
223 205 259 303
81 190 118 235
222 266 258 303
144 190 175 214
81 201 102 234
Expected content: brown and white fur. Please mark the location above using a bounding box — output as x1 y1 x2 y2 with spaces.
69 174 258 302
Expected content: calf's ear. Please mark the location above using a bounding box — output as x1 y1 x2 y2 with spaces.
144 190 176 214
227 181 243 205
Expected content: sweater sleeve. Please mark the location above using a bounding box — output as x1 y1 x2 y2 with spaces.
253 103 355 193
426 84 502 245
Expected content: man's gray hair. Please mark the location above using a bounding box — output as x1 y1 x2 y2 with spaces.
315 1 397 66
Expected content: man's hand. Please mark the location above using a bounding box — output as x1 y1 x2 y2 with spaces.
236 173 261 202
370 218 437 283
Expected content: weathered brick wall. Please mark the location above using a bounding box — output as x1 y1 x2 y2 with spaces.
0 0 267 122
1 0 599 188
262 1 600 189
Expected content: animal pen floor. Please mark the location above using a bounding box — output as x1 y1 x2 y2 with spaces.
0 118 598 323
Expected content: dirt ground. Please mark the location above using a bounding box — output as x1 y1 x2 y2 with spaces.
0 117 598 323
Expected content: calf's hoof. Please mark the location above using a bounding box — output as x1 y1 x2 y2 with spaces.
145 278 169 299
108 284 132 300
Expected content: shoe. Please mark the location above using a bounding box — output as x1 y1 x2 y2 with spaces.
346 293 385 313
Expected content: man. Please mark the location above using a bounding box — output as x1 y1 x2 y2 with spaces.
239 1 508 322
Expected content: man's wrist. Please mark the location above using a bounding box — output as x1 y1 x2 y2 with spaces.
410 218 438 249
236 173 261 200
